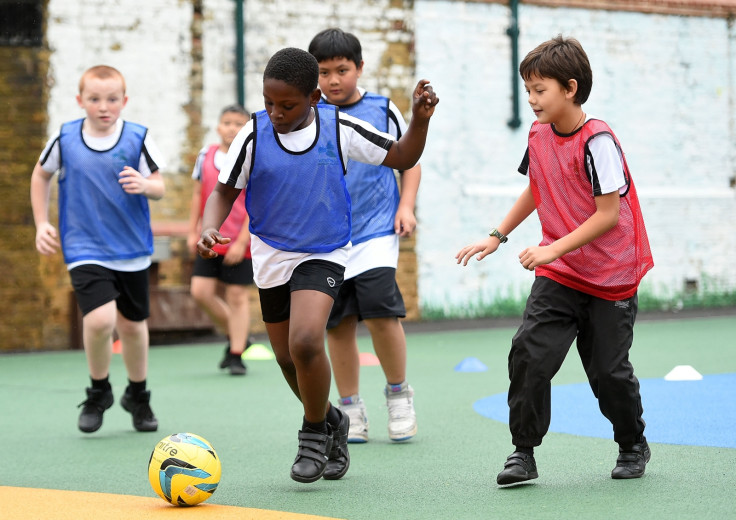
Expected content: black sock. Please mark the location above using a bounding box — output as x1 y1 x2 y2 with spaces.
516 446 534 456
90 376 111 392
126 379 147 397
302 417 328 435
326 403 341 428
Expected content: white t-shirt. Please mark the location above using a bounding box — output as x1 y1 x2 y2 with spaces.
39 118 166 271
520 116 627 195
220 109 394 288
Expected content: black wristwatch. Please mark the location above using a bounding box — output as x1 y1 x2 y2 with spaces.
489 228 508 243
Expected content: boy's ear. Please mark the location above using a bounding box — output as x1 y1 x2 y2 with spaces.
310 88 322 106
356 60 364 77
76 94 83 108
565 79 578 100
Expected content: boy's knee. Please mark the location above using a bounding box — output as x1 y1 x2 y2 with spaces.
289 331 324 362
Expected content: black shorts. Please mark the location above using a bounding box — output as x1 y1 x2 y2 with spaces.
258 260 345 323
69 264 149 321
326 267 406 329
192 255 254 285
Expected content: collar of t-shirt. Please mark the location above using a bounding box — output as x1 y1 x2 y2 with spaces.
82 118 124 151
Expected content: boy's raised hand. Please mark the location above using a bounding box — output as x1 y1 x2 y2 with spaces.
197 228 231 259
412 79 439 119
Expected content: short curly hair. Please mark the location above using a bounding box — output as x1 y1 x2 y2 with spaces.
263 48 319 97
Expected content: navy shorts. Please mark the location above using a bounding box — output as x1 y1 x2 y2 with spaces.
192 255 254 285
326 267 406 329
258 260 345 323
69 264 149 321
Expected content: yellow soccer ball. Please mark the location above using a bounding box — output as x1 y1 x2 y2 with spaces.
148 433 222 506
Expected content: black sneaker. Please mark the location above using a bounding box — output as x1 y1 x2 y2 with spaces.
323 407 350 480
78 387 114 433
218 343 231 369
611 439 651 479
290 430 333 483
219 344 248 375
496 451 539 485
120 389 158 432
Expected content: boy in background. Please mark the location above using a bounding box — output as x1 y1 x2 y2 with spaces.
197 48 438 483
308 28 419 443
457 35 653 485
31 65 166 434
187 104 253 376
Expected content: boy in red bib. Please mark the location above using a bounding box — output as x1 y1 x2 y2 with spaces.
457 35 653 485
187 105 253 375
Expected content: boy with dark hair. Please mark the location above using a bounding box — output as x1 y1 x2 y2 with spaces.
197 48 438 483
31 65 166 434
187 104 253 375
309 28 420 443
457 35 653 485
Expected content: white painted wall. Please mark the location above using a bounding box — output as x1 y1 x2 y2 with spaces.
45 0 192 174
43 0 736 315
415 1 736 314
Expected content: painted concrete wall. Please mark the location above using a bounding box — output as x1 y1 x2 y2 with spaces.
415 2 736 316
40 0 736 323
45 0 192 178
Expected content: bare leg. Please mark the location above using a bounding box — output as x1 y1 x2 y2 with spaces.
224 284 251 354
326 315 360 397
82 301 117 379
116 311 149 382
364 317 407 384
190 275 228 333
289 289 334 423
266 320 301 399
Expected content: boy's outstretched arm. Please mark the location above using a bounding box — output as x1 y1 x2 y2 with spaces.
383 80 439 171
456 185 536 266
30 161 60 256
197 181 240 258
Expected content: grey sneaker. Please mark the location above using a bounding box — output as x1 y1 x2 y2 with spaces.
384 382 417 442
338 395 369 443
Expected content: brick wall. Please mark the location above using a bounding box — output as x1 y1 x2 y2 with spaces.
0 45 62 351
9 0 730 350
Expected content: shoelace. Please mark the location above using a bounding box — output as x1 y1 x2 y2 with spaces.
387 395 414 420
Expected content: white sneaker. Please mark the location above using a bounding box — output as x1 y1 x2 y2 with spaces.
338 395 369 443
384 382 417 442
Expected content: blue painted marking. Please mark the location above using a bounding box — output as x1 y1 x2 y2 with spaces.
473 373 736 448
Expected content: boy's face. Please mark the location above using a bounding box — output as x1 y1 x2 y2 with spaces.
217 111 249 148
524 74 576 127
76 76 128 136
317 57 363 106
262 78 320 134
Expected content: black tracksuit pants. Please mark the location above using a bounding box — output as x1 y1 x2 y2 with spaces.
508 276 646 449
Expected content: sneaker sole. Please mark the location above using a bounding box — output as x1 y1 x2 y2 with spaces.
290 469 326 484
347 437 368 444
497 472 539 486
389 424 417 442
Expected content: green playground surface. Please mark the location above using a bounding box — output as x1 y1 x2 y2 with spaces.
2 309 735 519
